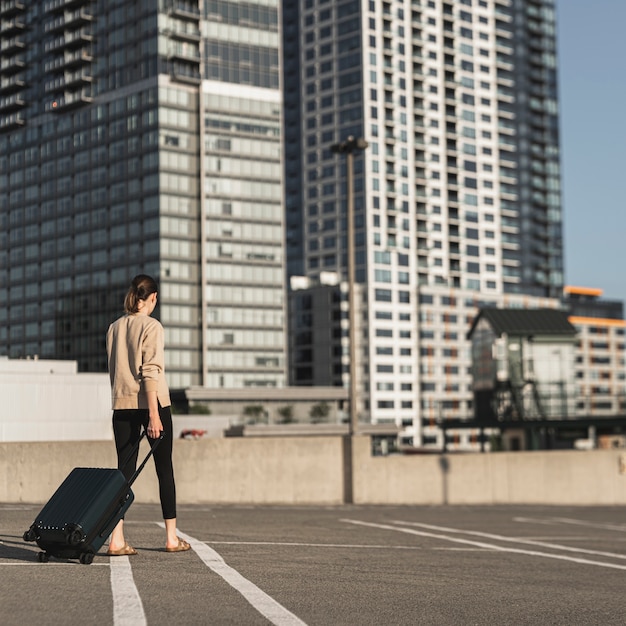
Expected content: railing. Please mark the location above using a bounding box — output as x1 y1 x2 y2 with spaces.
0 1 25 17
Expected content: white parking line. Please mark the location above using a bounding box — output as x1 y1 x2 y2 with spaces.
110 556 146 626
158 524 307 626
514 516 626 532
393 520 626 561
341 519 626 571
209 540 423 550
550 517 626 532
512 517 561 526
519 536 590 541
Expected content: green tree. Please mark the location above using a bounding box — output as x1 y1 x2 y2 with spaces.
309 401 330 424
189 403 211 415
277 405 294 424
243 404 265 424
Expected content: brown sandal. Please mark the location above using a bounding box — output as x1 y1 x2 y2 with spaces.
107 543 138 556
165 537 191 553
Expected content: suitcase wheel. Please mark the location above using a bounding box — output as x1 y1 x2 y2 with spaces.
68 528 85 547
23 527 37 542
79 551 94 565
38 552 50 563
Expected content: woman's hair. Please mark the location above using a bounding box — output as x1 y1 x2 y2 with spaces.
124 274 158 314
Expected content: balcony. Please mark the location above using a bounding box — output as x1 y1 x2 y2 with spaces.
0 110 25 129
169 62 201 85
46 88 93 112
45 8 94 33
531 210 549 227
0 16 25 36
447 209 459 224
0 73 25 93
45 27 93 53
495 19 513 36
168 0 201 20
0 91 25 111
165 26 202 43
44 0 90 13
167 42 201 63
497 101 516 119
414 168 426 182
0 36 25 54
0 54 25 74
44 68 92 92
496 54 514 71
0 1 25 18
384 127 395 142
44 48 92 72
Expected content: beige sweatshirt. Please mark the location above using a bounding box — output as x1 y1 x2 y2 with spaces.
106 314 171 410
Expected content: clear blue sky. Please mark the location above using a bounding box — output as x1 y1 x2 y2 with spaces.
557 0 626 306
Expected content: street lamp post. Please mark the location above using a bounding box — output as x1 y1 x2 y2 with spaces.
330 136 368 438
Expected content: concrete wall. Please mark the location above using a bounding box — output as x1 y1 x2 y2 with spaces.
352 437 626 506
173 436 345 504
2 435 626 506
0 436 346 505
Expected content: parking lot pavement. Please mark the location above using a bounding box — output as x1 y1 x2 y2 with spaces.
2 503 626 625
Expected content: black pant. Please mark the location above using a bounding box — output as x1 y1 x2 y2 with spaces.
112 405 176 520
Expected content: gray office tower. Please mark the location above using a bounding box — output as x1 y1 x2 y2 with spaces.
0 1 286 390
283 0 564 446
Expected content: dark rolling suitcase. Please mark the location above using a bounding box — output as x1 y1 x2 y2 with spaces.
23 431 161 564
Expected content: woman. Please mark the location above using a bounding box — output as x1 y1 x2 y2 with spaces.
105 274 190 555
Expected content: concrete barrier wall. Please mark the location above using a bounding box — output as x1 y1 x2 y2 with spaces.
0 436 346 506
172 436 345 505
352 437 626 506
2 435 626 506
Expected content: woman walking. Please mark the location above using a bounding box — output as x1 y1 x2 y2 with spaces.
106 274 190 555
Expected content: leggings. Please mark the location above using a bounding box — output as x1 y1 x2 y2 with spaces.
112 405 176 520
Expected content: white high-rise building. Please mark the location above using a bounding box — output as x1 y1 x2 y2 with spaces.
283 0 564 447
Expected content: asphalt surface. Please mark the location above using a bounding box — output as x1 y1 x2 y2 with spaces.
2 503 626 625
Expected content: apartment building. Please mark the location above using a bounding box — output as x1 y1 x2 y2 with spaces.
563 286 626 417
283 0 564 442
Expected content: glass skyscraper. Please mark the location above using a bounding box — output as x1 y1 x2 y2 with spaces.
0 0 286 390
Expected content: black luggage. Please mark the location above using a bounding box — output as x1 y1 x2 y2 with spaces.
23 431 161 564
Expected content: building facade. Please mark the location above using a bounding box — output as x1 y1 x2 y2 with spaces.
563 286 626 417
289 272 347 388
0 0 286 389
289 275 563 449
283 0 565 442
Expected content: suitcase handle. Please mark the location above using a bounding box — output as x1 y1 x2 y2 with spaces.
120 430 164 487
